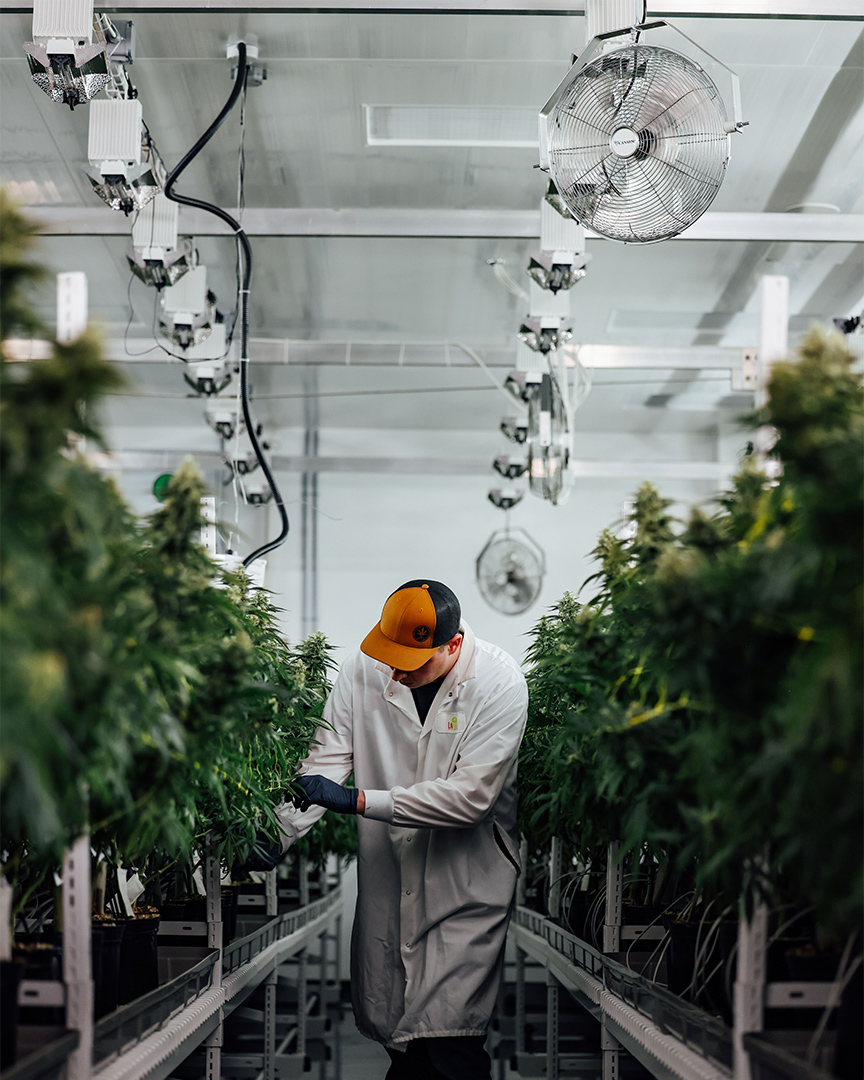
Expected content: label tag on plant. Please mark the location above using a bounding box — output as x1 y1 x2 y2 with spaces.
435 712 465 734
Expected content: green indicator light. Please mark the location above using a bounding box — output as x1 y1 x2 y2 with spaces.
153 473 174 502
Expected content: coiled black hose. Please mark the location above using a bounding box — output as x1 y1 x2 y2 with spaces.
164 42 289 569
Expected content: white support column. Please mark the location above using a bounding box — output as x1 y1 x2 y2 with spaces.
200 496 217 557
546 973 560 1080
755 276 789 471
263 970 278 1080
549 837 563 921
297 857 309 1061
603 841 623 954
56 272 88 344
757 275 790 408
265 868 278 918
62 835 93 1080
0 875 12 962
204 841 223 1080
601 1017 621 1080
733 902 768 1080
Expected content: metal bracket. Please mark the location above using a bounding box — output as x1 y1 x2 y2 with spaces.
601 1017 620 1080
732 349 758 391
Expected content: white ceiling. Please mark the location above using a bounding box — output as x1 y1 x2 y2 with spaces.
1 4 862 442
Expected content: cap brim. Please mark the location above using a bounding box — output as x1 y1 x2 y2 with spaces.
360 622 439 671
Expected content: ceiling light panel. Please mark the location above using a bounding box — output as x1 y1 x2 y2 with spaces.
364 105 538 147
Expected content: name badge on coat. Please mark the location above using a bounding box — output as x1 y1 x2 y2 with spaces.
435 711 465 734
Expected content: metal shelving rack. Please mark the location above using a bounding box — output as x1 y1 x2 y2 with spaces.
91 880 343 1080
4 861 343 1080
508 841 844 1080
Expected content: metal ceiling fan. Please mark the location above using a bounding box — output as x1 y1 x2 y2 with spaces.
539 19 746 244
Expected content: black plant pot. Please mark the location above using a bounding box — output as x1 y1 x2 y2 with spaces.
0 958 24 1068
663 917 699 997
13 941 65 1026
784 947 841 983
94 921 125 1018
834 963 863 1080
118 915 160 1005
622 902 662 926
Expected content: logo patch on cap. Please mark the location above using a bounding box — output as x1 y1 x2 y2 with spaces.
413 625 431 643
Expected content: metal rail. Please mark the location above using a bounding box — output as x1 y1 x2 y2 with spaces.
91 884 342 1080
2 2 860 16
512 906 733 1080
19 208 864 243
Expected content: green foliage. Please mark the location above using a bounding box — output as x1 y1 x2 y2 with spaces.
522 327 863 935
0 200 348 911
0 191 46 338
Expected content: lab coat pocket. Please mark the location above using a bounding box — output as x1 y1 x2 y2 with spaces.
492 819 521 876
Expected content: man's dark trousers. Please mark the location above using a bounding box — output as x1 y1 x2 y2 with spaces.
385 1035 492 1080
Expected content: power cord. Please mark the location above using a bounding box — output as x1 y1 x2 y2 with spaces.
163 42 289 569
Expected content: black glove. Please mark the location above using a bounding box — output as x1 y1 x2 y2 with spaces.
234 832 283 876
292 775 359 815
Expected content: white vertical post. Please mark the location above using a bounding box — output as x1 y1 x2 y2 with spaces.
265 868 278 918
0 875 12 962
56 272 88 344
546 974 559 1080
297 857 309 1061
755 276 789 470
603 841 623 954
548 837 563 921
204 840 223 1080
263 970 278 1080
62 835 93 1080
200 496 217 557
733 902 768 1080
757 275 790 408
602 1017 621 1080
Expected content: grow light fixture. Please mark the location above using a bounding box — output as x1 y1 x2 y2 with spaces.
526 186 591 294
158 266 218 351
517 316 573 355
488 489 524 511
127 194 193 290
225 427 269 477
84 97 165 215
183 359 232 397
206 403 241 442
243 480 273 506
500 416 529 444
493 455 528 481
23 0 110 109
504 369 542 404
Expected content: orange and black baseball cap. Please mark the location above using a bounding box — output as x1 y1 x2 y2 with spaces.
360 580 462 671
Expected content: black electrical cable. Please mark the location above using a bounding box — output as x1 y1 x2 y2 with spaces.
163 41 289 569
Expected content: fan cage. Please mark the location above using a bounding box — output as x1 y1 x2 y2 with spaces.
476 531 544 615
546 43 729 244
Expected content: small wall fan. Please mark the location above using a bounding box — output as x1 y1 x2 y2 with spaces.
476 527 545 616
540 22 745 243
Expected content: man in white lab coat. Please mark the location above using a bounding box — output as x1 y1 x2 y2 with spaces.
275 579 528 1080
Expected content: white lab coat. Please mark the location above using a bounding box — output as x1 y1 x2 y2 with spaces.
276 622 528 1047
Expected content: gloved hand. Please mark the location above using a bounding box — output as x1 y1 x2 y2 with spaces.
292 775 359 814
233 832 283 876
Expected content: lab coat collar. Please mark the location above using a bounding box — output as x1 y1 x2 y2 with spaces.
374 622 477 722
